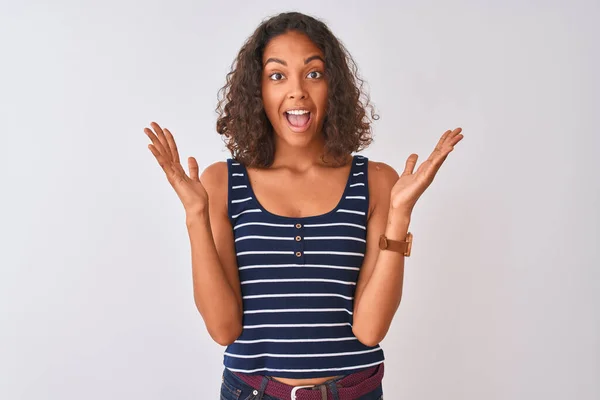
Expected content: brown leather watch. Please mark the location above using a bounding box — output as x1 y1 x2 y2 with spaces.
379 232 413 256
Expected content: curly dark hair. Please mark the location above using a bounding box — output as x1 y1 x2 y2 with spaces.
216 11 378 168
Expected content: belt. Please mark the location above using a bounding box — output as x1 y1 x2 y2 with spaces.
233 363 384 400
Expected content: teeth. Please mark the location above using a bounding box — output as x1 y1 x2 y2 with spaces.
286 109 309 115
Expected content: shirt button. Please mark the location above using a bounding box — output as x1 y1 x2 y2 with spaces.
295 236 301 241
253 390 258 395
295 223 302 229
295 251 302 257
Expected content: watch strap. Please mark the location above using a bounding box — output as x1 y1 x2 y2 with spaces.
379 232 413 256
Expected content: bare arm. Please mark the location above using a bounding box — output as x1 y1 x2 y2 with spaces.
145 122 243 346
352 162 407 346
188 162 243 346
353 128 464 346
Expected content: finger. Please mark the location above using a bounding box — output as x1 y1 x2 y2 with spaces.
449 132 464 147
148 144 169 171
439 127 462 147
429 134 463 174
443 128 462 147
188 157 199 181
163 127 180 164
416 159 432 176
150 122 171 160
419 128 463 178
148 143 161 160
439 128 463 157
427 130 452 162
402 154 418 176
144 127 168 156
447 127 462 140
435 130 452 150
149 144 184 182
429 127 463 161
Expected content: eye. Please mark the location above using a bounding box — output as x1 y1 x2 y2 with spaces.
307 71 323 79
269 72 285 81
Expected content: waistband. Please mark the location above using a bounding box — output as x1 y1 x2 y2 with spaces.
231 363 384 400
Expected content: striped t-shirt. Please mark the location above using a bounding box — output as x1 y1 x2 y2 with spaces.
223 154 384 379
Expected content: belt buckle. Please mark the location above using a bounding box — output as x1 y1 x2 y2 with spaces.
291 385 314 400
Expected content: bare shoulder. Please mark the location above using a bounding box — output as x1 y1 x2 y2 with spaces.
368 160 399 191
200 161 228 188
200 161 229 211
367 160 399 216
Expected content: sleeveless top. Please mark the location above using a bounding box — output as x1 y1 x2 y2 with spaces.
223 154 385 379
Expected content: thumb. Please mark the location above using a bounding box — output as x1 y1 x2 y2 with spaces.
402 154 418 176
188 157 199 181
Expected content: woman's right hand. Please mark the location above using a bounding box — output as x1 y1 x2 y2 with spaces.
145 121 208 215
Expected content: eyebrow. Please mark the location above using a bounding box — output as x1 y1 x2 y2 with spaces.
263 55 325 67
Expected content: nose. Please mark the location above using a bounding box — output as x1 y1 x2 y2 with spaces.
287 76 307 100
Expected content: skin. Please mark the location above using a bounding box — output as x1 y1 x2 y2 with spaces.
144 30 464 388
248 31 351 225
261 30 329 168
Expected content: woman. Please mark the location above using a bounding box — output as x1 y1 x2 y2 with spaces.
144 11 463 400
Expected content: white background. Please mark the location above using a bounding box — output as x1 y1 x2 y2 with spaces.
1 0 598 399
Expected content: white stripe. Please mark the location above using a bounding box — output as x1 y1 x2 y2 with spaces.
232 185 247 189
241 278 355 285
245 308 352 315
303 222 366 230
235 235 294 242
304 251 364 257
231 197 252 204
349 183 365 187
243 322 351 329
232 173 244 177
231 209 262 219
232 163 240 166
234 222 294 230
337 209 366 216
353 172 364 176
345 196 366 200
237 251 294 256
304 236 366 243
244 308 352 315
225 348 380 359
226 360 383 374
356 162 365 166
234 337 357 344
243 293 353 300
238 264 360 271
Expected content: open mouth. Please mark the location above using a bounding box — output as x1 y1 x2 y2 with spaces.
284 109 312 132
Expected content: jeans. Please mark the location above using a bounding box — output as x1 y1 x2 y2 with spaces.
220 368 383 400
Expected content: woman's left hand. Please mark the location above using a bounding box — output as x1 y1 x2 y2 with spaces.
390 127 464 215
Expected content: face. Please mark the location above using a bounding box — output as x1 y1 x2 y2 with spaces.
261 31 328 146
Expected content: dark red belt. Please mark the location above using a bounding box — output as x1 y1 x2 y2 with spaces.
234 363 384 400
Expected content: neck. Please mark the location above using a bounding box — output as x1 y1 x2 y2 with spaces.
271 136 329 170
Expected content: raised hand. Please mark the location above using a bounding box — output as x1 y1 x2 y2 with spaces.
390 127 464 214
144 122 208 214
